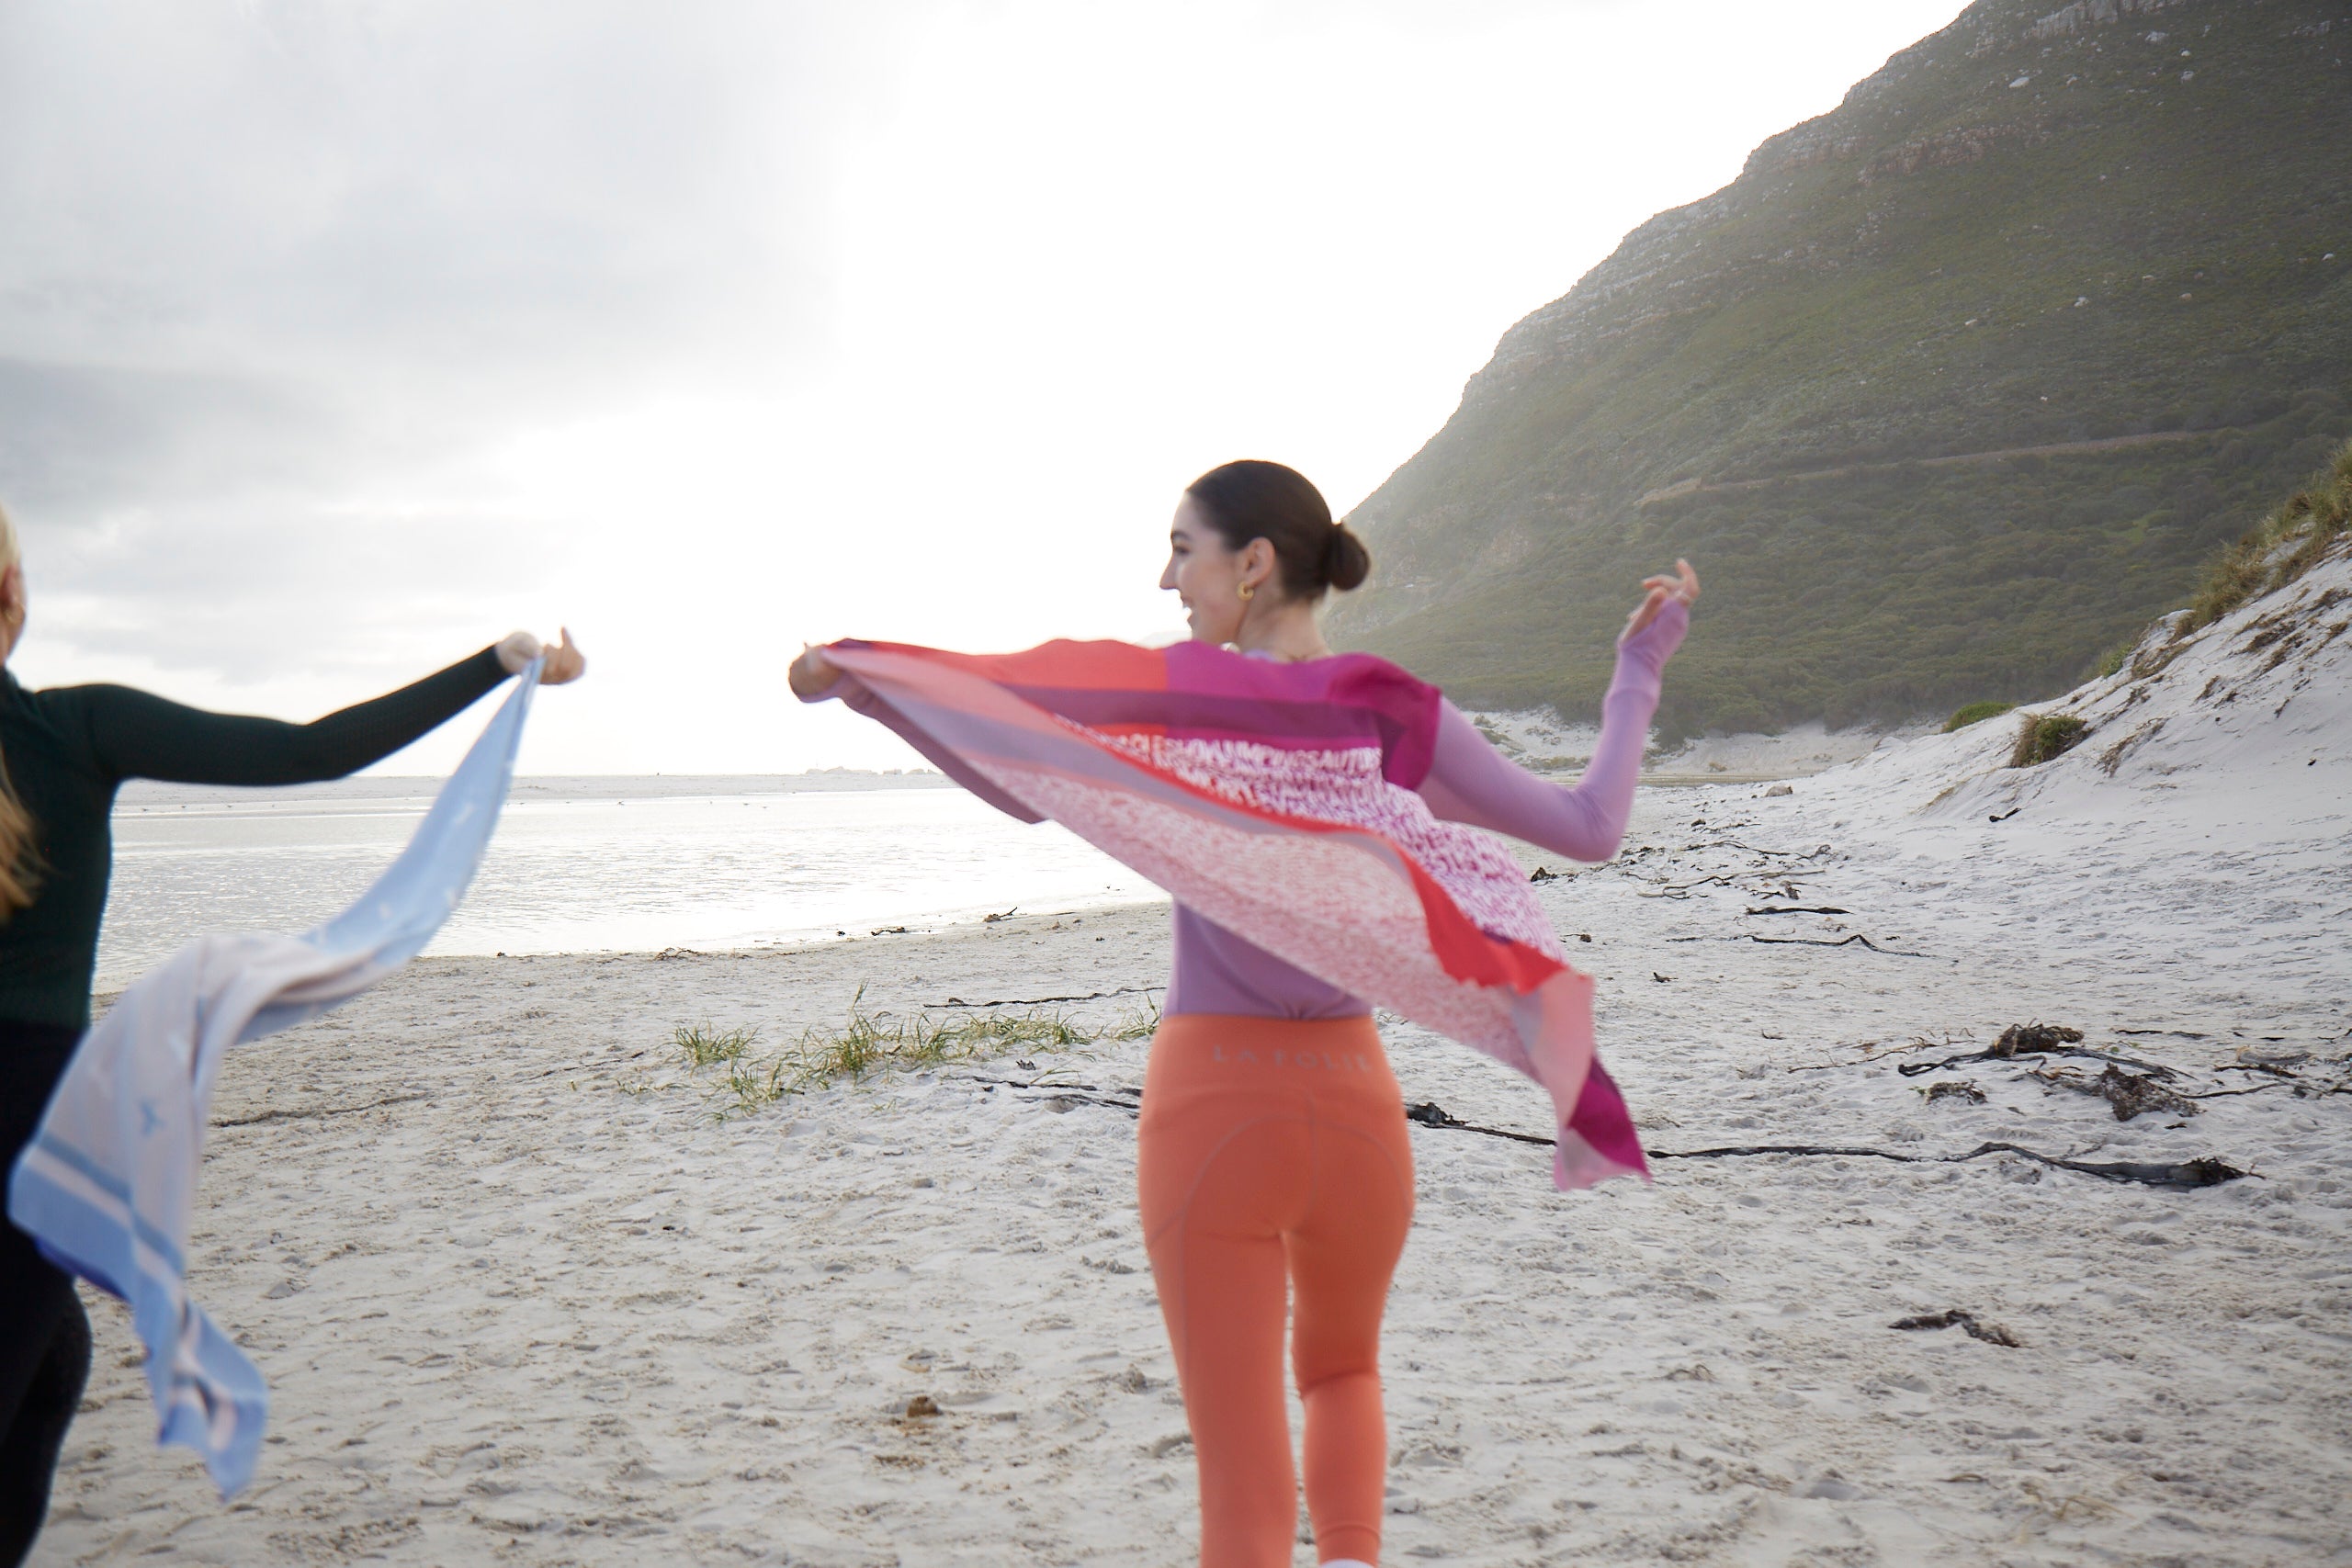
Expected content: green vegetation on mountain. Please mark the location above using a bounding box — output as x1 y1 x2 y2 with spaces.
1943 699 2017 731
1329 0 2352 738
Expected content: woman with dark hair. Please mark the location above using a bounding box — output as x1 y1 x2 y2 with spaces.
791 459 1693 1568
0 501 585 1567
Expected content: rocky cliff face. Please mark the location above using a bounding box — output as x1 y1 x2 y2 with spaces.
1329 0 2352 739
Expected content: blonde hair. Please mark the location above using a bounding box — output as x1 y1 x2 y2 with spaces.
0 501 40 917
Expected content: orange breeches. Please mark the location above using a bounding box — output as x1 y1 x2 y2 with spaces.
1136 1013 1415 1568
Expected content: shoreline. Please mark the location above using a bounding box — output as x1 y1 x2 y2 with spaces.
95 773 1810 990
115 771 959 808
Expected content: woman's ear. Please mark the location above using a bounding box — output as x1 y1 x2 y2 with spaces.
1241 536 1278 593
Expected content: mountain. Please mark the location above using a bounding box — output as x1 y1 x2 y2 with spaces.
1327 0 2352 739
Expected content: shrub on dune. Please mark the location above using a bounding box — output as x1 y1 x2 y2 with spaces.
2010 713 2090 768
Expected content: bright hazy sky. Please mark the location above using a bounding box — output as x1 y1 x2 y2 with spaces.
0 0 1969 775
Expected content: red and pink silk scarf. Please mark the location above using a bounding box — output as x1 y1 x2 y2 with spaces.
823 637 1647 1190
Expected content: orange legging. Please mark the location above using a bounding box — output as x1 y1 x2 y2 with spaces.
1137 1013 1415 1568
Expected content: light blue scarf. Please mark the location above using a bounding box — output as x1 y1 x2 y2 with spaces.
6 661 537 1496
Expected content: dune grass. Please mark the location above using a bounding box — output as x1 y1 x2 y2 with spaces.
679 987 1163 1119
2010 713 2091 769
1106 996 1163 1042
674 1021 759 1067
2177 436 2352 636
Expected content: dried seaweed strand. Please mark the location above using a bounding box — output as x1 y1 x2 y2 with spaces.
1748 933 1936 958
931 985 1161 1009
1396 1101 2247 1190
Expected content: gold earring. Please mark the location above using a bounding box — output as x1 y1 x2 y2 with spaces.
1237 581 1255 602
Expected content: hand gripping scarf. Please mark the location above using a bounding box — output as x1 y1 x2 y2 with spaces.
6 662 538 1496
821 637 1647 1191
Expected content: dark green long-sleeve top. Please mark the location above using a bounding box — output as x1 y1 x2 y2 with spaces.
0 648 512 1031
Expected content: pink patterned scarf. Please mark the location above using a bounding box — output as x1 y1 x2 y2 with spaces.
822 637 1646 1189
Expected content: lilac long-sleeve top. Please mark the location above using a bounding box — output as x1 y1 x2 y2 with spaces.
1167 600 1688 1019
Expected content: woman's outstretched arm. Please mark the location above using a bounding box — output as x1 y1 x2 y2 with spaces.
1415 569 1693 862
790 644 1046 823
85 630 584 786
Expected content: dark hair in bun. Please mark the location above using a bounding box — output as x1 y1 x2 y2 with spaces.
1182 459 1372 602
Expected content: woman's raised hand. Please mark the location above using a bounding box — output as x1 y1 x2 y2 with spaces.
1619 558 1700 646
496 627 588 684
788 643 842 700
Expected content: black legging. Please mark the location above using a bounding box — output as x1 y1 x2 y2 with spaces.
2 1023 91 1568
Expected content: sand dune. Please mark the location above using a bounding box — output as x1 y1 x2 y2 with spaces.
30 556 2349 1566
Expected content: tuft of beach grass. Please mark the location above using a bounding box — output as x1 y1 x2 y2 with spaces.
1106 996 1163 1042
678 985 1156 1119
675 1021 760 1068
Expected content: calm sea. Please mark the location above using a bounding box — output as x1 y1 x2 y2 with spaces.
97 773 1163 988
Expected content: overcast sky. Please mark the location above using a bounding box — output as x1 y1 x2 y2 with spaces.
0 0 1970 774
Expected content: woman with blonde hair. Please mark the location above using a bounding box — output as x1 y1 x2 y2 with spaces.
0 502 584 1565
792 459 1694 1568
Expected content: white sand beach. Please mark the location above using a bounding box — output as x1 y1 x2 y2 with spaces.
30 556 2351 1567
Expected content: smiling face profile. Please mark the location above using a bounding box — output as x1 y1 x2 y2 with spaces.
1159 493 1280 646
